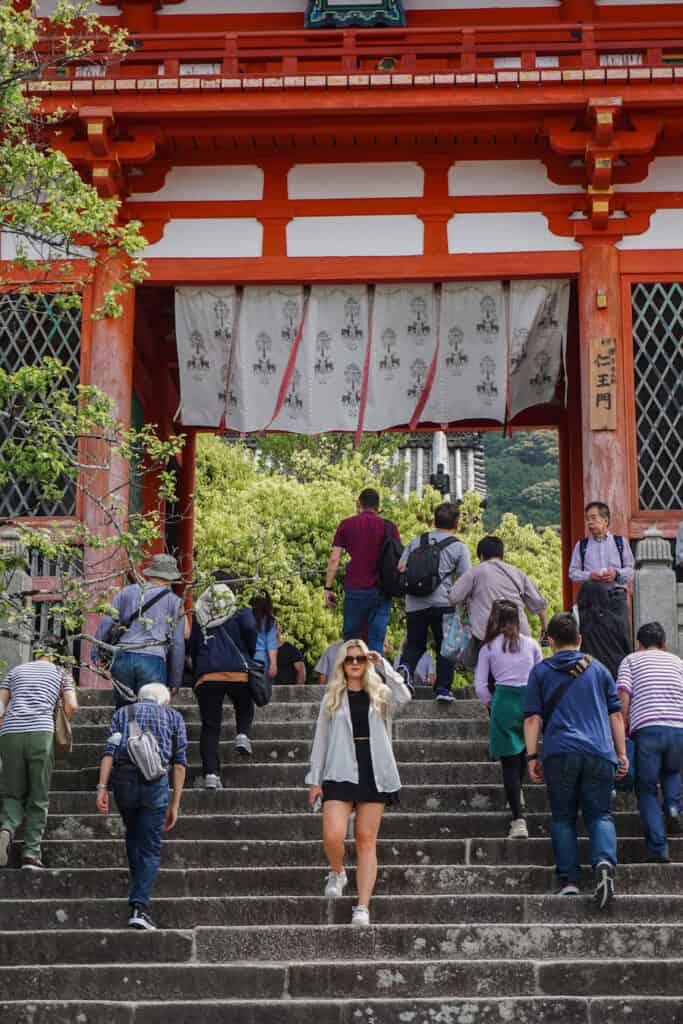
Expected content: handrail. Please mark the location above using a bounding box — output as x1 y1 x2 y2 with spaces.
37 20 683 79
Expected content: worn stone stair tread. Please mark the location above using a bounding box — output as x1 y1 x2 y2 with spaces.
4 922 683 967
2 997 682 1024
4 893 683 930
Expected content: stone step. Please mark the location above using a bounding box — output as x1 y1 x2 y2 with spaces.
46 785 637 815
73 685 466 706
0 960 679 1001
66 717 488 741
2 893 681 931
41 810 647 841
1 923 682 966
0 864 678 899
10 836 680 871
50 760 510 790
69 699 485 726
54 738 493 772
5 998 682 1024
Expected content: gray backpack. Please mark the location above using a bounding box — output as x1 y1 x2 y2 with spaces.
126 704 167 781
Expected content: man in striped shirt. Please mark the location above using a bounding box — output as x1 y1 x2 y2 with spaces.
0 646 79 869
617 621 683 863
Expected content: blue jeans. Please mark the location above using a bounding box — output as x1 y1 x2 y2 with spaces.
111 652 167 709
634 726 683 857
343 587 392 654
544 753 617 884
112 766 169 909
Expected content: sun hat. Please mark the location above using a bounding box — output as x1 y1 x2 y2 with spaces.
143 553 182 582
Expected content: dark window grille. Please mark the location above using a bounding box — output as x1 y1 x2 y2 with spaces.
0 294 81 517
631 283 683 511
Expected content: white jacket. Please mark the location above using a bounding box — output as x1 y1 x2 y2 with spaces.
305 659 411 793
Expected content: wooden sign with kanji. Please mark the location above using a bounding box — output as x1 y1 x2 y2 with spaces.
590 336 618 430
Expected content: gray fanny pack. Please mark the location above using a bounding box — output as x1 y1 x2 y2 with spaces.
126 704 167 781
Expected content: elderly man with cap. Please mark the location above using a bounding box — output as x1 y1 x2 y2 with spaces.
94 554 186 707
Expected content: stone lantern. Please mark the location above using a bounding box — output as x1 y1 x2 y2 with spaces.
633 526 678 656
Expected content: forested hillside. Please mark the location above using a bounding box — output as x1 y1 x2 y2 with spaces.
483 430 560 530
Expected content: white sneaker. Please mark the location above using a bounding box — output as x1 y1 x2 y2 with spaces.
508 818 528 840
324 870 348 898
351 905 370 926
235 734 253 756
435 690 455 703
204 773 222 790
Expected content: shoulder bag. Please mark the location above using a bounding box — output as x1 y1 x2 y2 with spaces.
54 672 73 757
102 587 171 659
126 703 167 781
222 625 273 708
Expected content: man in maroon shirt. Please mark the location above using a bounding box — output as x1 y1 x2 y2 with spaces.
324 489 400 654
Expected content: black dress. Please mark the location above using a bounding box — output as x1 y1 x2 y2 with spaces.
322 690 399 806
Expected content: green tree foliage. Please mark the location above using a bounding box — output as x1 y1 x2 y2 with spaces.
195 437 563 674
0 359 183 662
483 430 560 529
0 1 147 315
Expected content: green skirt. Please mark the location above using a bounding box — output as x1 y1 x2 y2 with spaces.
489 684 527 760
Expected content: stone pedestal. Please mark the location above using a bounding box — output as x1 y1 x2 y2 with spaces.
0 529 32 671
633 526 679 656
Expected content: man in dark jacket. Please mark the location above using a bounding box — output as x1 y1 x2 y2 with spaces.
524 613 628 909
189 580 257 789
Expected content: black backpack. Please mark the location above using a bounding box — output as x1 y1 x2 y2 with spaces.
377 519 405 598
402 533 458 597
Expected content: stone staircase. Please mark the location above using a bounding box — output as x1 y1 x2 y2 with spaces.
1 685 682 1023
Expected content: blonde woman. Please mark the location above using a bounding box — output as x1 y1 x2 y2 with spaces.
306 638 411 926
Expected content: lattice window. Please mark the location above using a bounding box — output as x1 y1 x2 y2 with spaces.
631 283 683 510
0 294 81 517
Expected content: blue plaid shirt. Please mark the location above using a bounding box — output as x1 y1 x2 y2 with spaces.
104 700 188 768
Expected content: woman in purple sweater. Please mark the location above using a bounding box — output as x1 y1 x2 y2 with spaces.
475 601 543 840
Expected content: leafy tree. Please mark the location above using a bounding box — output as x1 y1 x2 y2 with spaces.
483 430 560 529
249 432 407 482
0 0 147 316
0 359 183 667
194 437 562 678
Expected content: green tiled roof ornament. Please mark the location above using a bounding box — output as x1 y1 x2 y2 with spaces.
306 1 406 28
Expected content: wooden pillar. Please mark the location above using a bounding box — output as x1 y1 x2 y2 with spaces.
81 259 136 687
578 240 630 536
176 428 197 604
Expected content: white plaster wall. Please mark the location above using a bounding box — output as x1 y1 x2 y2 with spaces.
448 212 580 253
614 157 683 194
143 218 263 258
132 166 264 202
288 163 424 200
287 215 423 256
449 160 579 196
617 210 683 250
0 232 93 261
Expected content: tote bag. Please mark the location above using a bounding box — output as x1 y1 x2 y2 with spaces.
441 610 473 664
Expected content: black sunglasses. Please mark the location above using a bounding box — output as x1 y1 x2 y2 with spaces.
344 655 368 665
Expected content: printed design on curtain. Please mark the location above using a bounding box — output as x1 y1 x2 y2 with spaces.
476 295 500 340
174 280 570 434
364 283 436 430
342 364 363 417
423 282 507 425
314 331 334 380
509 280 570 418
379 329 400 379
174 287 236 427
341 296 365 351
270 284 369 435
229 285 304 432
445 326 468 375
